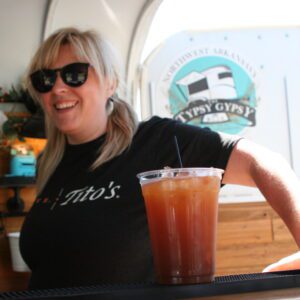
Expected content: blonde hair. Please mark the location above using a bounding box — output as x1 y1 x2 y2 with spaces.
25 27 138 195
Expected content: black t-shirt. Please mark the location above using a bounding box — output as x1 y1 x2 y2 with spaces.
20 116 240 289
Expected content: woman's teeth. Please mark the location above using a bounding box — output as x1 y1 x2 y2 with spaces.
55 102 77 110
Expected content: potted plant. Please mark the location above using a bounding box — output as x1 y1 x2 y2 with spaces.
0 85 46 175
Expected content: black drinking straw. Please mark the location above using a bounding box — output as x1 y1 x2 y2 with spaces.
174 135 183 168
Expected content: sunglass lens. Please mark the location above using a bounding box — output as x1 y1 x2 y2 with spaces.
62 63 89 87
31 70 56 93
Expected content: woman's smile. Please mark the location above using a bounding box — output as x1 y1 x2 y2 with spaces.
54 101 78 111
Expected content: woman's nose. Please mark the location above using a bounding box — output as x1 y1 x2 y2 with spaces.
51 73 68 93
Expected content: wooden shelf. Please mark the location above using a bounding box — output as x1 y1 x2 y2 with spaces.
0 211 27 218
0 176 35 188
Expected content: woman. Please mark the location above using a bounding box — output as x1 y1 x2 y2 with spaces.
20 27 300 289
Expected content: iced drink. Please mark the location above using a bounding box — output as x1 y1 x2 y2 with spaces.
137 168 223 285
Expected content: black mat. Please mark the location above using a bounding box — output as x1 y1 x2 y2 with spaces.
1 270 300 300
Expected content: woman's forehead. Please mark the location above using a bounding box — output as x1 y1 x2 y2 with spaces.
49 44 82 67
40 43 85 69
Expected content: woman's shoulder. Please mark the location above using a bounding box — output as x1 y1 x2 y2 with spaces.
133 116 176 143
140 115 172 125
136 115 241 146
137 115 176 131
137 115 213 135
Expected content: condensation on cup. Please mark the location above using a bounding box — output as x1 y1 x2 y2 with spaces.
137 168 224 285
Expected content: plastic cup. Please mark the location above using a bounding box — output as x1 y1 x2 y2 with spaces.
137 168 223 285
7 232 30 272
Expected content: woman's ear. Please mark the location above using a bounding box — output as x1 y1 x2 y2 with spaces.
105 78 117 98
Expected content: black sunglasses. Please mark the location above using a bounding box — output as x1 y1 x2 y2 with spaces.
30 62 90 93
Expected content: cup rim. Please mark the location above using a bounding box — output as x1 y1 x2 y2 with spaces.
137 167 224 180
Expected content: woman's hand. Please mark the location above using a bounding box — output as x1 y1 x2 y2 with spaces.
263 251 300 272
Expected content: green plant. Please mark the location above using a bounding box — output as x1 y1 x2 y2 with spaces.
0 85 38 147
0 85 20 102
2 115 29 142
0 85 39 113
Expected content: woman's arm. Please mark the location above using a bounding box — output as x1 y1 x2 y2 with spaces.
223 138 300 248
262 251 300 272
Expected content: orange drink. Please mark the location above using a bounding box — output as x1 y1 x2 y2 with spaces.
137 168 223 285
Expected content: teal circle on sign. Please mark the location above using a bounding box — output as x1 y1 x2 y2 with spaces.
169 56 257 134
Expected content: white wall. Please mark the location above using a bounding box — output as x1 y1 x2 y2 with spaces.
0 0 48 88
